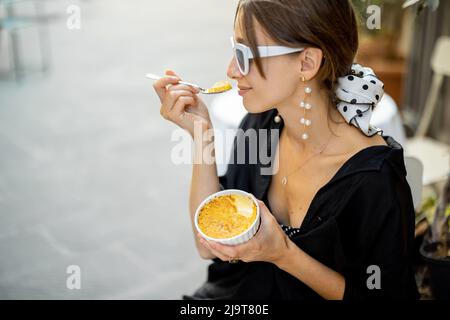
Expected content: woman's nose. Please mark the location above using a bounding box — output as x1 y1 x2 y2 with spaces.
227 57 242 80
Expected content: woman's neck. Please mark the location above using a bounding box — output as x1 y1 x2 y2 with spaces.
276 85 345 156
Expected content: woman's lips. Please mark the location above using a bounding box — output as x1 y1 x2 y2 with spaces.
238 88 252 96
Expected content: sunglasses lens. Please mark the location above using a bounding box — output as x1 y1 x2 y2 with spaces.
235 49 246 75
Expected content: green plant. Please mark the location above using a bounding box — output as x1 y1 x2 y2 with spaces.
430 175 450 257
446 205 450 232
417 194 438 225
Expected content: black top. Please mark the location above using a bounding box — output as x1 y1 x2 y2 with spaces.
183 109 419 300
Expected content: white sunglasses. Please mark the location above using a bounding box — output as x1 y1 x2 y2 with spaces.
230 36 305 76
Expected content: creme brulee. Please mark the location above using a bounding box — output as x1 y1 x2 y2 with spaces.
205 80 232 94
197 194 257 239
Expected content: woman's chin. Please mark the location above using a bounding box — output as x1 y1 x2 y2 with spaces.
242 102 258 113
241 93 275 113
242 103 272 114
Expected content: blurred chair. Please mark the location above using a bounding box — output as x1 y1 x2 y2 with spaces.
371 92 407 147
404 156 424 212
0 0 52 81
405 36 450 186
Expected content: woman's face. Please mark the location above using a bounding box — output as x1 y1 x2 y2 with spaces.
227 16 302 113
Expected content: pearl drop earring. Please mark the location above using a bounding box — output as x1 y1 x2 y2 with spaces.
299 76 312 140
274 105 282 123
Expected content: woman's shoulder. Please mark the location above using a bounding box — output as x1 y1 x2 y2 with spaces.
327 131 407 194
339 123 388 153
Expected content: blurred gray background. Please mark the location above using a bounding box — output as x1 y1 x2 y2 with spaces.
0 0 237 299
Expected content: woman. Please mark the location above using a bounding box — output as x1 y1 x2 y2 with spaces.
152 0 419 300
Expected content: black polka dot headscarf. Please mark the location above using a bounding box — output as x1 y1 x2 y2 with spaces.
335 63 384 137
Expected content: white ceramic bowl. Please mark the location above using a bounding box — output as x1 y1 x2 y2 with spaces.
194 189 261 245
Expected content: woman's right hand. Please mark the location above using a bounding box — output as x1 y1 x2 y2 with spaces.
152 69 212 138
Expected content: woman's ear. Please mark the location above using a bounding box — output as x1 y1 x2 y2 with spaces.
298 47 323 80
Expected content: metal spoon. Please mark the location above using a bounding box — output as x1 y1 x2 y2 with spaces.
145 73 232 94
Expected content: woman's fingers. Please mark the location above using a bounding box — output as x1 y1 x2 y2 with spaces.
197 234 239 262
167 83 200 95
164 89 194 109
170 96 196 119
164 69 180 79
257 199 267 209
160 90 194 118
152 69 212 137
254 199 278 237
257 200 271 218
200 239 232 262
153 75 181 102
208 241 239 259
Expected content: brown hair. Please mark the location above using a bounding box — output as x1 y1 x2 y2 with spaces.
234 0 359 127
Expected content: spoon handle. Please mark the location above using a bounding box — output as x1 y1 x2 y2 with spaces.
145 73 205 91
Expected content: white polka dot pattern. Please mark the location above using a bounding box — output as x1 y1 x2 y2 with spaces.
280 224 301 238
335 63 384 137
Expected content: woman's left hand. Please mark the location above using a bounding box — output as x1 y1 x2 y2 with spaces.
197 199 291 264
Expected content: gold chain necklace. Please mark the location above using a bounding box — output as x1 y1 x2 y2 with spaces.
281 132 333 187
